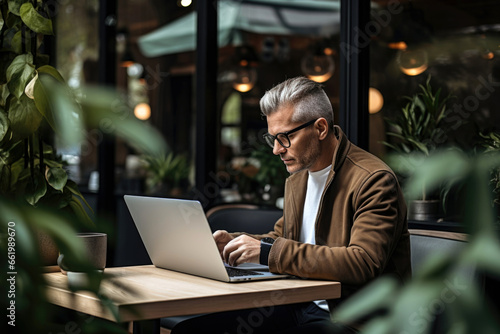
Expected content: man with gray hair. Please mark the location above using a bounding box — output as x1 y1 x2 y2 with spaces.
172 76 411 333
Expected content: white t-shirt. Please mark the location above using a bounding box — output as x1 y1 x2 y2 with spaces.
300 164 331 312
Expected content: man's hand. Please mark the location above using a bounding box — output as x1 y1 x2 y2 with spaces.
213 230 234 255
222 235 261 267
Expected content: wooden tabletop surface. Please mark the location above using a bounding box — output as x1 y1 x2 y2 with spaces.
44 265 341 323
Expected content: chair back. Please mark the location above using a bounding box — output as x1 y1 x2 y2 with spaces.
409 229 477 284
206 204 282 234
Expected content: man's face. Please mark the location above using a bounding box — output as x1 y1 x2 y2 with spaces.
266 106 321 174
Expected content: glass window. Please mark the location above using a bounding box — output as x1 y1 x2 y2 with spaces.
369 0 500 158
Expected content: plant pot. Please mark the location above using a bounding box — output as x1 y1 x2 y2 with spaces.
37 231 59 266
408 199 441 221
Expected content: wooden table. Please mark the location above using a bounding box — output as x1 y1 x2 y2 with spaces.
44 265 341 333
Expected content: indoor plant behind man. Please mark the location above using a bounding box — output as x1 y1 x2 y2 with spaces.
171 76 411 334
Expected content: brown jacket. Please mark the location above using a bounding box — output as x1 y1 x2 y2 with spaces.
241 126 411 306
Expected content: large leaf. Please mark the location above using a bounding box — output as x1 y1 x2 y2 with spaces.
401 149 469 200
332 277 399 324
76 86 168 157
7 93 43 140
37 65 65 83
33 66 66 130
41 78 167 157
66 179 93 213
36 75 83 148
24 169 47 205
20 2 53 35
0 8 4 31
11 30 24 54
6 53 35 99
68 197 95 229
45 166 68 191
7 0 24 16
0 109 8 141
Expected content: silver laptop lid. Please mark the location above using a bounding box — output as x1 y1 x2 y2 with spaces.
124 195 230 281
124 195 289 282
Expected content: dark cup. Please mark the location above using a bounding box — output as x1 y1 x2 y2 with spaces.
58 232 107 274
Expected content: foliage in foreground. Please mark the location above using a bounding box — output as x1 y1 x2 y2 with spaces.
332 150 500 333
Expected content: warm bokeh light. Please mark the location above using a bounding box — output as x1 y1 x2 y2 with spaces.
482 51 494 60
387 41 408 50
134 103 151 120
368 88 384 114
307 73 333 83
120 60 135 68
301 53 334 83
232 67 257 92
397 49 428 76
323 47 334 56
178 0 192 7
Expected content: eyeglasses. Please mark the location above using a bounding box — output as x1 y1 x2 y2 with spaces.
263 119 317 149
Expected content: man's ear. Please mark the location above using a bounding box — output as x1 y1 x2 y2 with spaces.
316 118 329 140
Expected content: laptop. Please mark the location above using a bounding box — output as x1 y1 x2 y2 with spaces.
123 195 290 282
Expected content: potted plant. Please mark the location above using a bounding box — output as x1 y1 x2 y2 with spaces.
383 75 453 221
0 1 166 332
142 152 191 197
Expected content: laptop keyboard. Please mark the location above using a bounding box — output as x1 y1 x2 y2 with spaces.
226 267 264 277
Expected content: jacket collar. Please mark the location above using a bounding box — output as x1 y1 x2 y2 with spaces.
283 126 351 238
331 125 350 174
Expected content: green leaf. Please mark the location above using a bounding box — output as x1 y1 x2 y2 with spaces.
66 179 93 213
332 277 399 324
402 150 468 200
45 166 68 191
0 109 8 141
36 75 83 148
11 31 23 55
33 67 66 130
68 197 95 229
24 206 87 262
37 65 65 83
20 2 53 35
464 233 500 277
6 53 36 99
33 73 56 130
0 8 4 31
7 94 43 140
8 0 24 16
75 85 167 157
25 169 47 205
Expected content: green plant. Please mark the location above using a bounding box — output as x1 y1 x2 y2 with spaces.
332 149 500 333
478 131 500 219
383 76 452 156
250 143 288 189
1 1 166 332
383 76 452 202
0 1 93 226
142 152 191 195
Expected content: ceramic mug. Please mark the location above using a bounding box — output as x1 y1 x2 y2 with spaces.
58 232 107 274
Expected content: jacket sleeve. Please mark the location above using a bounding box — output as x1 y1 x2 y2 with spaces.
268 171 406 285
229 216 284 240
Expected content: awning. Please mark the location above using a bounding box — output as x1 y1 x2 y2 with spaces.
138 0 341 57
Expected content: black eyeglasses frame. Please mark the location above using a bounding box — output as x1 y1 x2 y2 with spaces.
263 119 317 149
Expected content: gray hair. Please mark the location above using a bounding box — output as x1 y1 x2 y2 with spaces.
260 76 334 129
